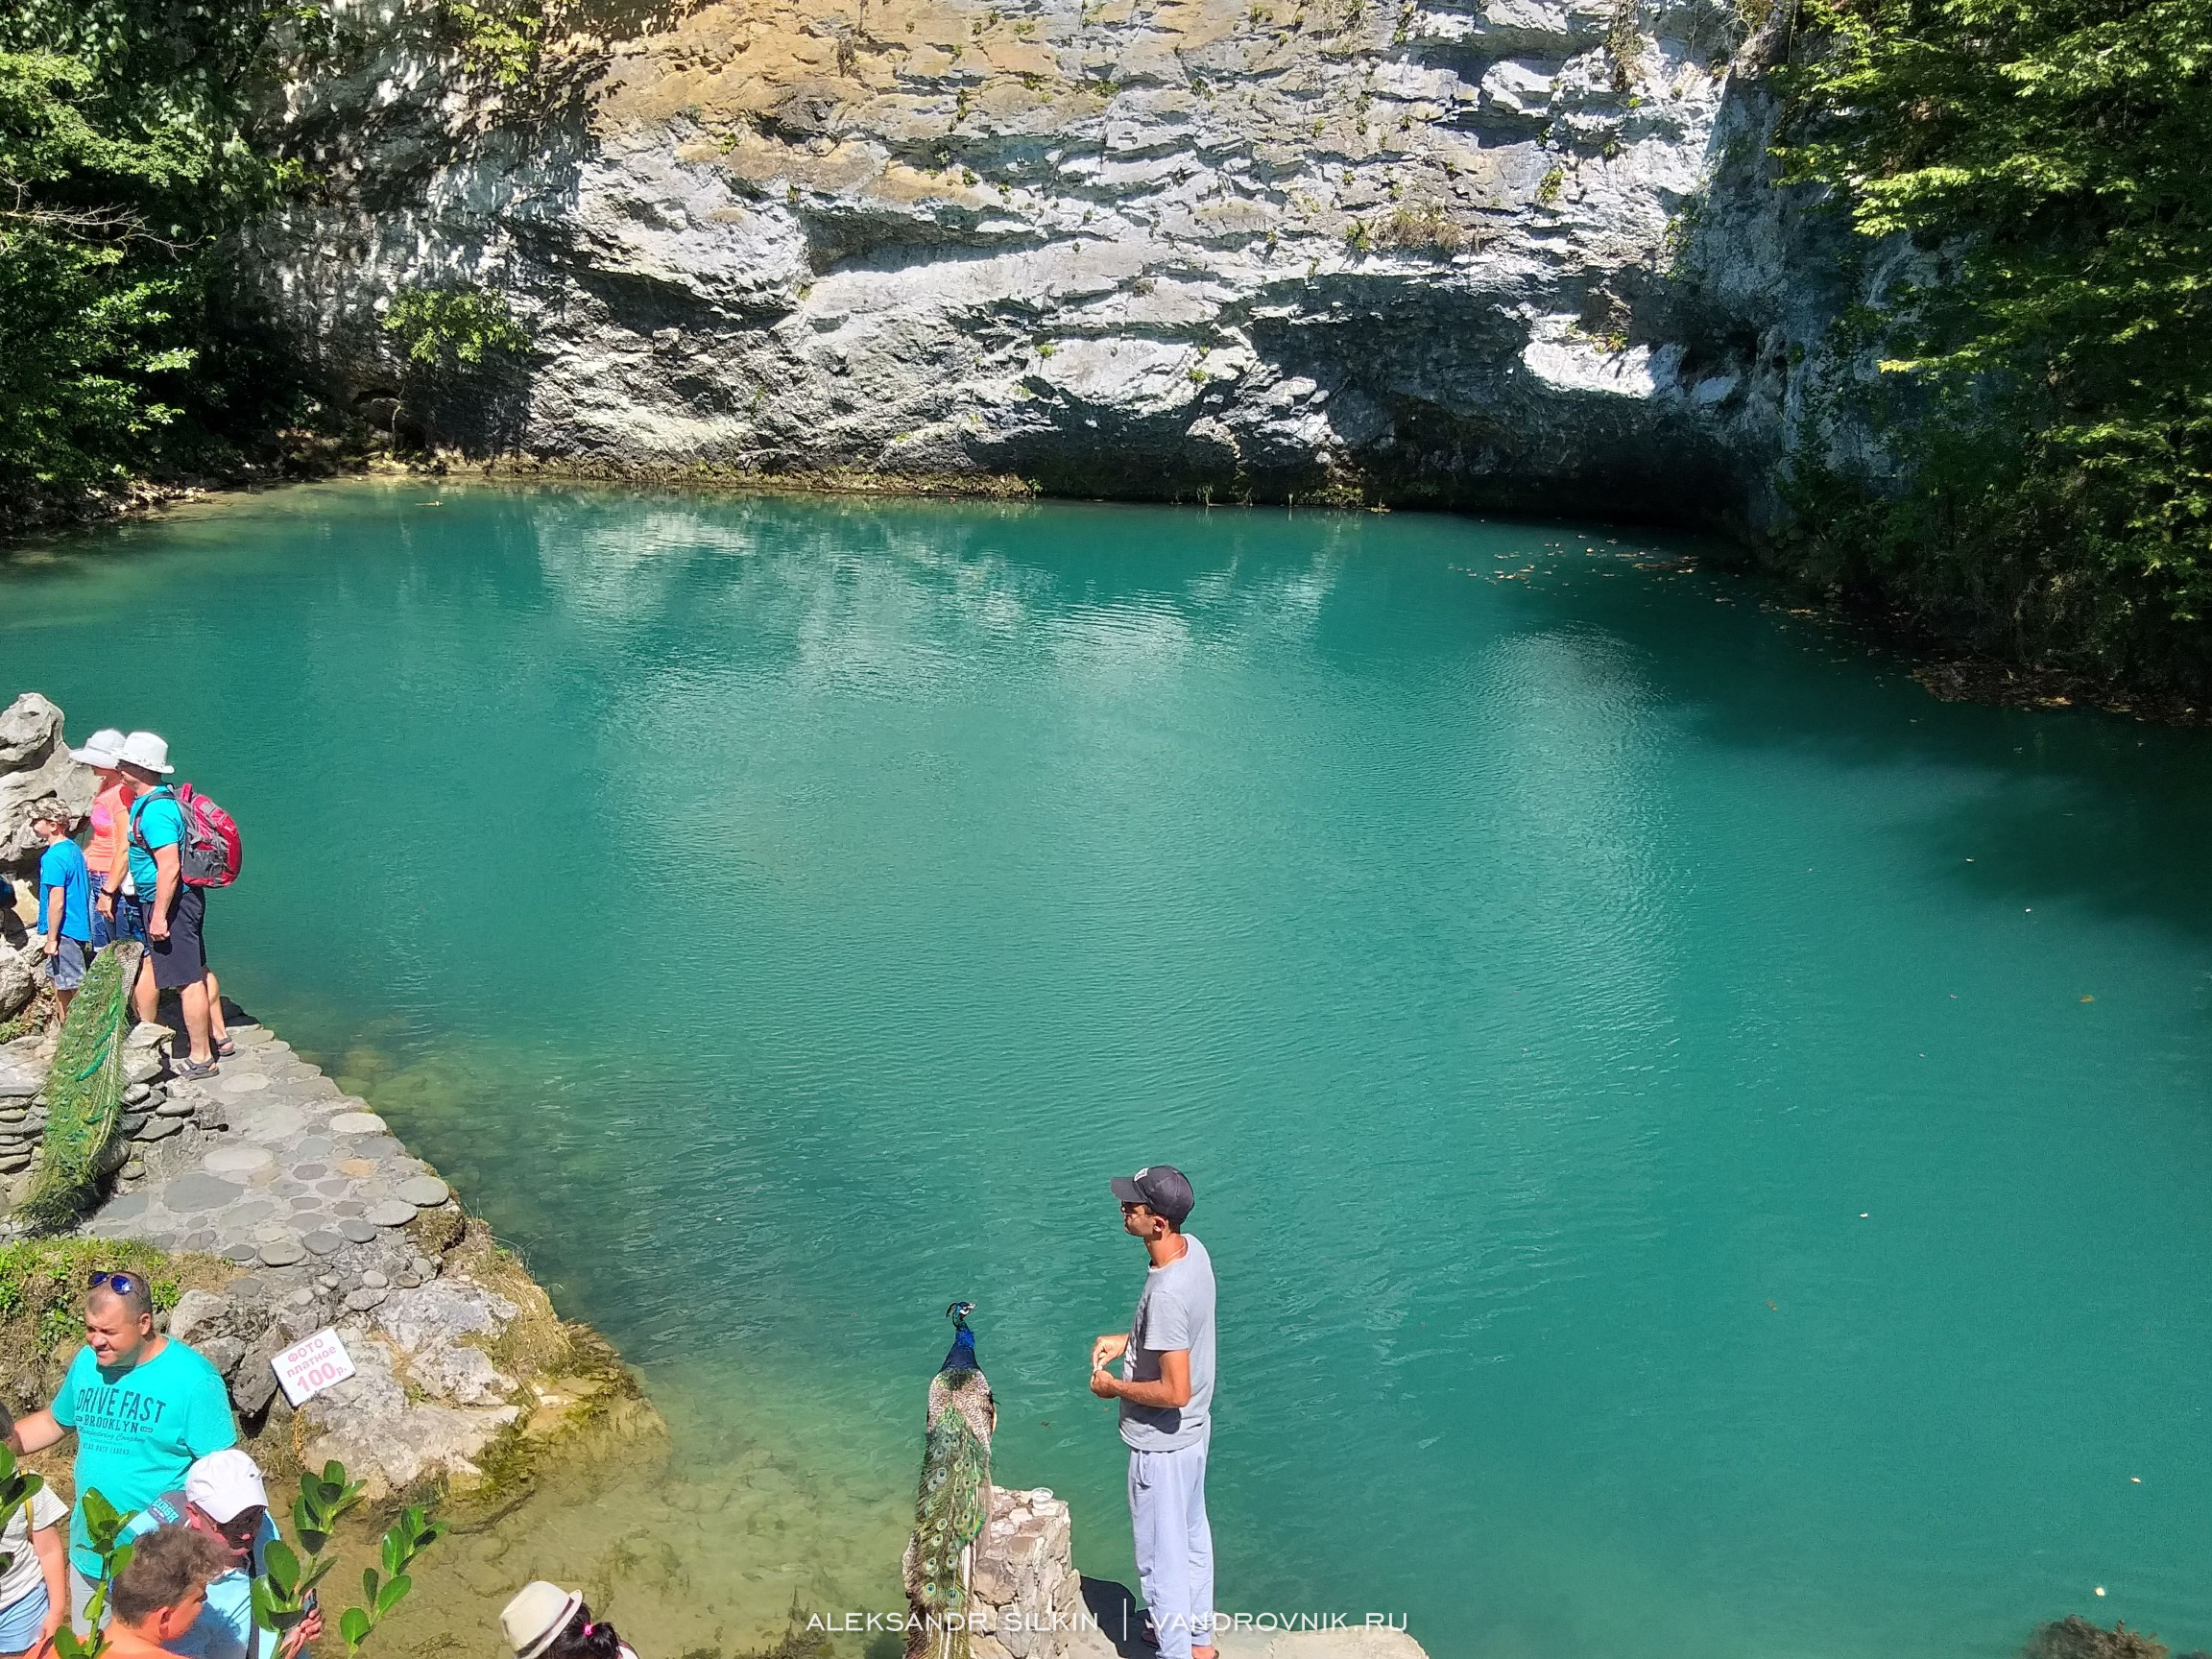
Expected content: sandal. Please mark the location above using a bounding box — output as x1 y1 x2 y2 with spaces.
214 1037 236 1057
174 1057 220 1080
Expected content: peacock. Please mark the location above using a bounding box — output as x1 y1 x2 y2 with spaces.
20 941 141 1234
906 1301 996 1659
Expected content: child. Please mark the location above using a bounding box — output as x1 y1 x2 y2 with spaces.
502 1584 641 1659
0 1407 67 1659
100 1525 231 1659
32 802 92 1027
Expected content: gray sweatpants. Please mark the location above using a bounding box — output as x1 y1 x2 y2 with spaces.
1128 1433 1214 1659
68 1566 105 1637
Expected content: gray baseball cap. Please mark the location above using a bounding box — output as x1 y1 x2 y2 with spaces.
1111 1165 1194 1223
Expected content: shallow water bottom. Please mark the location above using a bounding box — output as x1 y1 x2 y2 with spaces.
371 1373 914 1659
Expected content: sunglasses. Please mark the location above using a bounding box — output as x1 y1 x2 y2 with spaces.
88 1272 138 1296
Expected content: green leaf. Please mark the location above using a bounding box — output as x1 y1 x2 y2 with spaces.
339 1606 373 1652
375 1574 412 1619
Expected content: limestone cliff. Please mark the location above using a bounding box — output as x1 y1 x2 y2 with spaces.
257 0 1839 524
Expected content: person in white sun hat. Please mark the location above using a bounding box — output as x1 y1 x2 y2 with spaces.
117 731 228 1075
122 1448 322 1659
502 1581 639 1659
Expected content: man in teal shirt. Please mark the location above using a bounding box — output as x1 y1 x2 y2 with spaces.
6 1269 237 1631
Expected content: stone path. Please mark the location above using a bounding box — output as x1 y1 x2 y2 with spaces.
83 1021 453 1268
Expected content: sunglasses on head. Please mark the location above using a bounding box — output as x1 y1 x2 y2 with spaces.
88 1272 138 1296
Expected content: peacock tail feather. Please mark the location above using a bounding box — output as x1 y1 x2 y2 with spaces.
913 1401 992 1609
19 943 140 1234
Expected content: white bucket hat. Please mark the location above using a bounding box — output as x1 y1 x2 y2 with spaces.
185 1449 269 1523
501 1583 585 1659
69 728 127 768
119 731 174 775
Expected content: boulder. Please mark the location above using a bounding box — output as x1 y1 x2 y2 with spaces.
228 1323 291 1419
0 696 95 873
0 938 41 1022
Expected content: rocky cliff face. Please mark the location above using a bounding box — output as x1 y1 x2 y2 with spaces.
258 0 1838 525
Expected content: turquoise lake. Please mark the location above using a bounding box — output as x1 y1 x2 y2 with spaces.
7 479 2212 1659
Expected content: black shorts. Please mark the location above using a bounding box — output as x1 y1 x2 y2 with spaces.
148 884 208 991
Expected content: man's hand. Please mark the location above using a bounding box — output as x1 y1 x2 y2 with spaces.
40 935 57 958
36 1599 62 1654
1089 1369 1121 1400
1091 1333 1128 1373
96 892 113 919
277 1606 325 1658
148 909 168 941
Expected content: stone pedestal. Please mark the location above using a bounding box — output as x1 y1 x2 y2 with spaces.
907 1486 1087 1659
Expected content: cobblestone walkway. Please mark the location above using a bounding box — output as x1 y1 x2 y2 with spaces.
84 1021 451 1269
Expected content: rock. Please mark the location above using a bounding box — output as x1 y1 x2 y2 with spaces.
407 1342 514 1407
196 1335 248 1377
328 1112 387 1136
134 1115 185 1142
125 1022 170 1051
259 1238 307 1268
0 694 94 868
229 1324 291 1418
337 1218 377 1244
168 1289 237 1345
164 1172 245 1213
0 941 42 1025
117 1113 149 1138
373 1280 518 1355
297 1333 521 1498
361 1269 388 1288
122 1051 163 1087
122 1084 151 1106
395 1176 449 1207
288 1288 314 1308
343 1286 389 1312
365 1200 416 1228
204 1144 274 1177
303 1230 344 1257
155 1095 195 1118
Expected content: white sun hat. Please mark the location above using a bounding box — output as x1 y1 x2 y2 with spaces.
501 1583 585 1659
185 1449 269 1523
118 731 174 775
69 728 127 768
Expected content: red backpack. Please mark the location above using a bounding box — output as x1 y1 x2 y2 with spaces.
130 784 243 888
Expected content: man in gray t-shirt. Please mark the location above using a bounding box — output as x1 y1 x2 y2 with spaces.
1091 1165 1217 1659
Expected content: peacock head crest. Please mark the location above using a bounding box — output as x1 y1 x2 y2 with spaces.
946 1300 974 1328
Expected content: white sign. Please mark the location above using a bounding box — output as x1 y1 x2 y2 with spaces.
273 1328 356 1407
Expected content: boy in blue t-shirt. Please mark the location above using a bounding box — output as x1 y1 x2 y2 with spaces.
32 802 92 1025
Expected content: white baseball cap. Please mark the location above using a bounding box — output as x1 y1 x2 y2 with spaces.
501 1582 585 1659
70 729 127 768
119 732 174 775
185 1449 268 1523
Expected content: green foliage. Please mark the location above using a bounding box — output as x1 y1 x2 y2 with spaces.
0 1236 180 1324
1775 0 2212 687
384 285 530 372
441 0 551 89
252 1462 444 1658
50 1484 137 1658
18 943 132 1233
0 0 325 523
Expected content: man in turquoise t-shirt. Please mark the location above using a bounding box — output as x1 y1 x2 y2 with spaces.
5 1269 237 1631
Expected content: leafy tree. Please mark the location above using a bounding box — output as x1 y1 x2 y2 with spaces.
382 282 529 449
1775 0 2212 688
0 0 325 524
